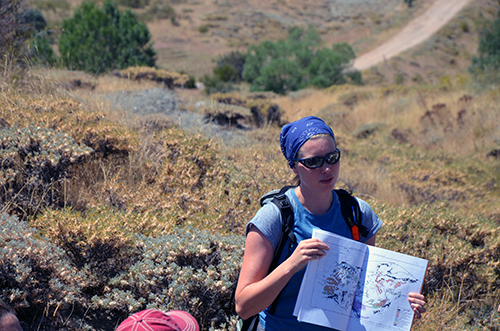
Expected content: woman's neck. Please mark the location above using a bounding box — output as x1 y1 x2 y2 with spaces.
294 186 333 215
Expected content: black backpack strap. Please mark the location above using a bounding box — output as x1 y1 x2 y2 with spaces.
260 185 295 206
267 188 296 315
268 192 296 273
233 186 296 322
335 189 369 240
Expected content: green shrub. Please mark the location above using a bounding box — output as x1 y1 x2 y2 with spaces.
118 0 149 8
242 40 288 84
241 27 360 94
58 0 156 74
460 21 470 33
214 51 246 82
469 9 500 78
201 74 235 94
17 8 47 33
198 24 209 33
214 63 239 82
252 58 304 94
286 26 321 68
307 44 356 88
28 33 56 65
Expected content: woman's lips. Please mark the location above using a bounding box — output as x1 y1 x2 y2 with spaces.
320 177 333 184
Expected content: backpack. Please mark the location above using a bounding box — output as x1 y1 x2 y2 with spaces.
235 186 369 331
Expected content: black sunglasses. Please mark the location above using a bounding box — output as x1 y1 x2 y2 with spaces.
294 148 341 169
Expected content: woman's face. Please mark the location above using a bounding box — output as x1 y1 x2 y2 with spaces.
293 136 339 195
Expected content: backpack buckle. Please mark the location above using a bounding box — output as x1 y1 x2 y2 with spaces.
279 198 290 209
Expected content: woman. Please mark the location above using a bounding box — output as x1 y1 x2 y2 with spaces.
235 116 426 330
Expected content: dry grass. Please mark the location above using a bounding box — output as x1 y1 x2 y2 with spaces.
3 0 500 326
1 63 500 329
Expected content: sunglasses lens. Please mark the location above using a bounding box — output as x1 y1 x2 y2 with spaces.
326 151 340 164
303 157 323 169
297 149 340 169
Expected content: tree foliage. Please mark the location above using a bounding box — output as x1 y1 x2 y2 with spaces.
470 10 500 73
58 0 156 74
0 1 55 66
16 8 56 65
0 0 30 61
241 27 360 94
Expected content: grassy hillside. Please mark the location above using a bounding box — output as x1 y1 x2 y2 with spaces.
1 63 500 330
2 0 500 330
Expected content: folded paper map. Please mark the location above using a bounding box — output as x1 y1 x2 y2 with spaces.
294 229 428 331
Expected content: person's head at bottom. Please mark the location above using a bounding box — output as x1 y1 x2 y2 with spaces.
0 303 22 331
116 309 199 331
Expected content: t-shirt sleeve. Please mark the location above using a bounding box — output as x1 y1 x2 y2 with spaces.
357 197 383 241
245 203 282 251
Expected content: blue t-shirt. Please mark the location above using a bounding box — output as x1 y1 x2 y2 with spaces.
246 188 383 331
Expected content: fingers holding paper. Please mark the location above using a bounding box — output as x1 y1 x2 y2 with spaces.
408 292 426 319
287 238 330 273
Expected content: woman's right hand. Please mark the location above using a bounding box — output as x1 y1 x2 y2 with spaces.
284 238 330 274
235 228 329 319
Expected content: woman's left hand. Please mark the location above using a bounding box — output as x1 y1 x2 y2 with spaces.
408 292 426 319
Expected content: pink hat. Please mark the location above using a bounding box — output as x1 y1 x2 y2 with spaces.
116 309 199 331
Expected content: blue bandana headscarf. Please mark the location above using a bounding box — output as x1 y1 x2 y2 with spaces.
280 116 335 168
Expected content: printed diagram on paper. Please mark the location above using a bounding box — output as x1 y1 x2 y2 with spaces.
294 229 428 331
347 247 428 331
309 238 366 316
352 262 419 319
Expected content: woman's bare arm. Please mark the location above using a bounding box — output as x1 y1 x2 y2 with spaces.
235 225 329 319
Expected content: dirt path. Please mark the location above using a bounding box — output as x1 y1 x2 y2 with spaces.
353 0 472 70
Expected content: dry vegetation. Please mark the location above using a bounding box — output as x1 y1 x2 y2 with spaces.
2 0 500 330
2 60 500 330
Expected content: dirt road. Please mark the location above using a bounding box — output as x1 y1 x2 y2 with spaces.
353 0 472 70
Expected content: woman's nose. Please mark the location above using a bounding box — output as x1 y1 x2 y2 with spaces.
320 162 331 173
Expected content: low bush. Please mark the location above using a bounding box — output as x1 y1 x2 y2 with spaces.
210 92 283 127
118 0 149 9
201 74 236 95
113 66 194 89
17 8 47 34
27 33 57 65
0 125 93 218
469 8 500 88
241 27 360 94
214 51 246 82
1 212 244 330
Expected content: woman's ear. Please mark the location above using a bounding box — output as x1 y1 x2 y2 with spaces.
292 162 299 175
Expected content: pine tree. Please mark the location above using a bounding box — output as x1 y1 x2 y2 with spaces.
59 0 156 74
